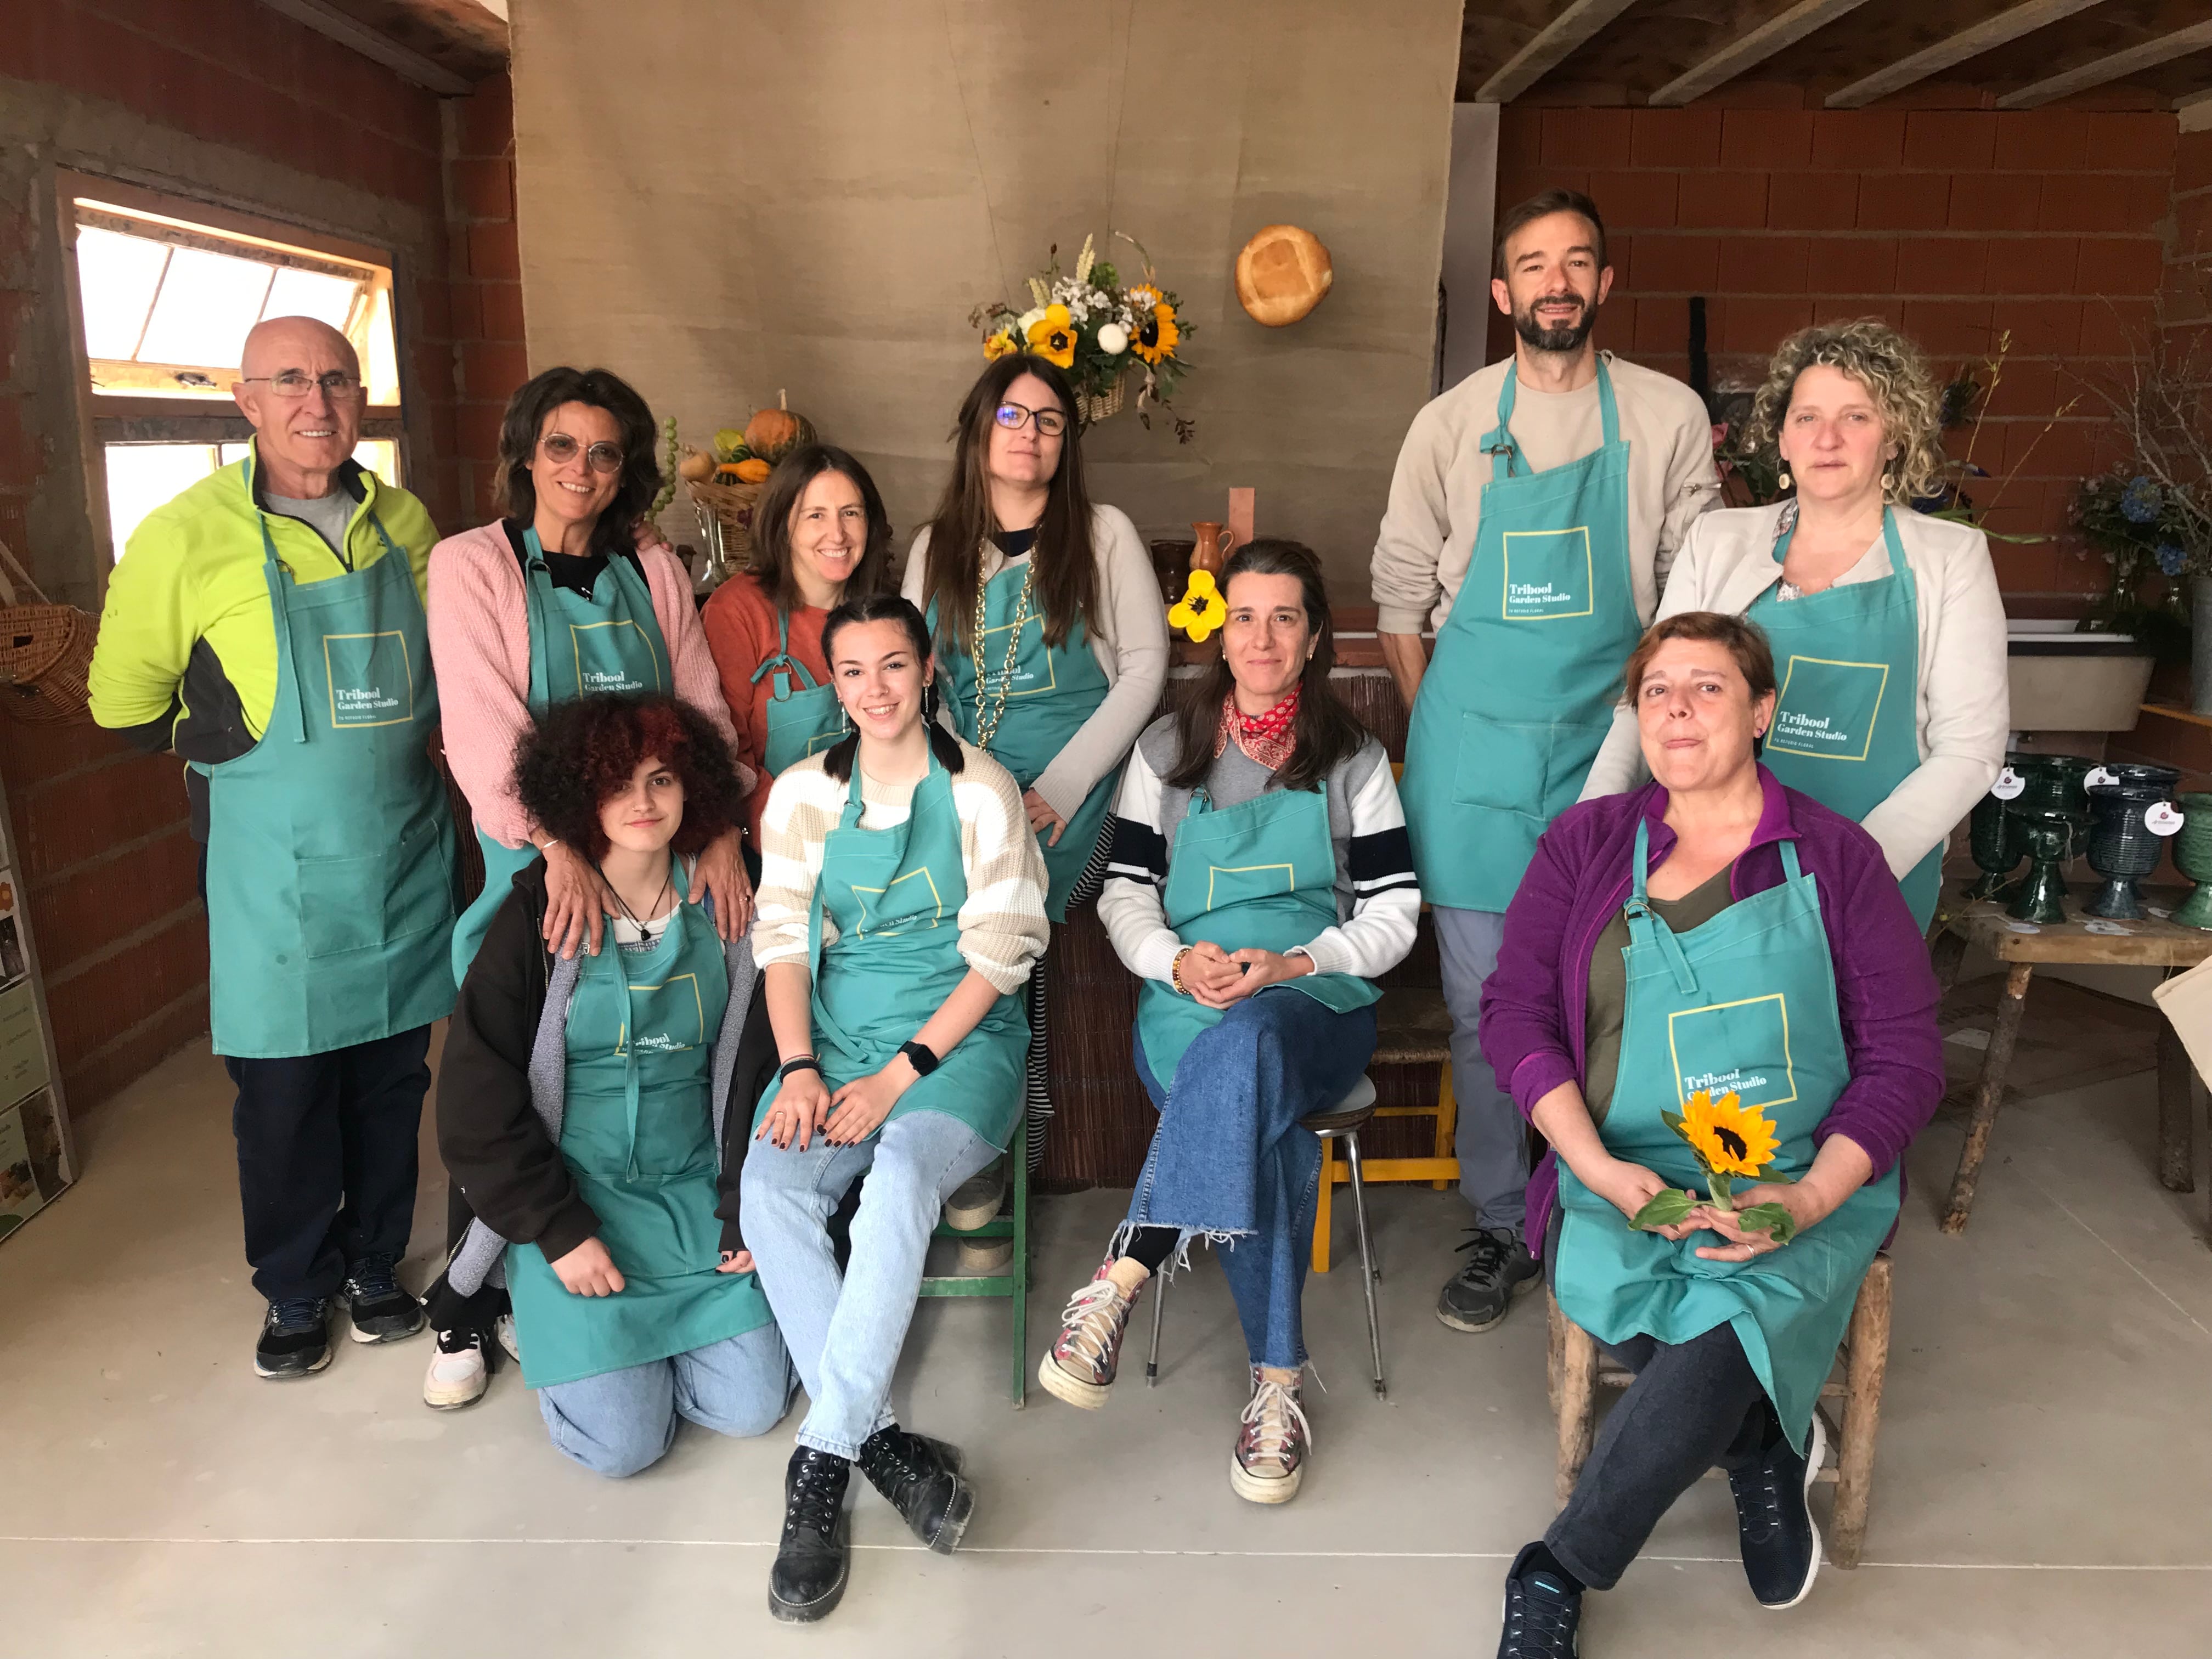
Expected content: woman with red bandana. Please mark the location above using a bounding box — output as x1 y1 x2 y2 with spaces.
1034 540 1420 1504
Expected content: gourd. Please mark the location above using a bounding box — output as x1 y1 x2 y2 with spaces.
732 456 773 484
743 390 815 463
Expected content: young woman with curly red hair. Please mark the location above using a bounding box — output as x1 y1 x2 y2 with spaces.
428 693 794 1475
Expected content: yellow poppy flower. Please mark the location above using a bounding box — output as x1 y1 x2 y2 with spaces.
1678 1090 1779 1179
1169 567 1223 642
983 328 1019 362
1134 300 1178 365
1026 303 1077 369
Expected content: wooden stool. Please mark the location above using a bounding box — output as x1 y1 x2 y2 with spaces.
1317 986 1458 1271
1545 1254 1893 1570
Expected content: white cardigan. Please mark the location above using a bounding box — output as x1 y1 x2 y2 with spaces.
1579 501 2011 881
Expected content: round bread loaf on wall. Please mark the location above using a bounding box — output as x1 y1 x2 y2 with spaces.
1235 225 1333 327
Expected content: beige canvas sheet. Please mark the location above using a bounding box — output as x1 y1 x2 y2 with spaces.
510 0 1459 593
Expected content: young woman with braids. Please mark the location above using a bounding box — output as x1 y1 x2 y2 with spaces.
900 355 1168 1174
1034 540 1420 1504
738 593 1047 1622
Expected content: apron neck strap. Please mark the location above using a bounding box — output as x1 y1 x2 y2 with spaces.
1779 836 1804 883
1624 817 1701 996
1481 355 1617 482
749 607 816 690
1878 503 1905 568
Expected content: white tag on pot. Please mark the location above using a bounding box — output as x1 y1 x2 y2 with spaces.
2085 767 2118 789
2147 802 2185 837
1992 768 2025 801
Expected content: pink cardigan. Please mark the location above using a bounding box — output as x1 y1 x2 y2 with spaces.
427 521 746 848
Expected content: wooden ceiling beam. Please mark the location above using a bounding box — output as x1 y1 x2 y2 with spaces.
1996 20 2212 109
1647 0 1878 108
1825 0 2108 109
1473 0 1645 104
253 0 474 95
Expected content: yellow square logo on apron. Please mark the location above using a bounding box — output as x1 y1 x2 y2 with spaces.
1206 862 1296 908
1767 656 1889 763
980 613 1056 699
569 620 664 695
1666 992 1798 1113
854 867 947 936
322 631 414 728
615 973 706 1056
1499 527 1595 621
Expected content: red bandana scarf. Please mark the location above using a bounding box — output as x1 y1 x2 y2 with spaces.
1214 685 1301 773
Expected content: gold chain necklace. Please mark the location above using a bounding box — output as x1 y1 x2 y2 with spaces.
971 555 1034 752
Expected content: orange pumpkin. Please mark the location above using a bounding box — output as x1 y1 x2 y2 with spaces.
743 404 815 463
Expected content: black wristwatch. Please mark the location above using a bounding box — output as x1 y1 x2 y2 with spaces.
778 1055 823 1081
898 1040 940 1078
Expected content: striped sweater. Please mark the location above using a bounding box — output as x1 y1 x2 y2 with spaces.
750 739 1049 995
1097 715 1422 984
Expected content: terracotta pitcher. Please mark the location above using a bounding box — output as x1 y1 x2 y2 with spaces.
1189 521 1238 576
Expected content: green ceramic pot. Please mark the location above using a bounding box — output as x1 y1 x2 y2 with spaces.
2170 792 2212 929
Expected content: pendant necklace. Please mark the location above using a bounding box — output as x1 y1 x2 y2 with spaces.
601 858 675 947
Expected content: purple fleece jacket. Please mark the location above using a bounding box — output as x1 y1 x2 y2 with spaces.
1477 766 1945 1256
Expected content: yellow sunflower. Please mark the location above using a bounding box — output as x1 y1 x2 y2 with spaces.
983 327 1019 362
1133 297 1179 365
1168 567 1223 642
1678 1090 1779 1179
1026 303 1077 369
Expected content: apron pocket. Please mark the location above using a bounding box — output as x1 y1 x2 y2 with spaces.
296 819 452 957
1451 712 1611 818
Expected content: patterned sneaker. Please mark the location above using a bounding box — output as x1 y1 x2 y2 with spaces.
1229 1368 1311 1504
1036 1257 1142 1409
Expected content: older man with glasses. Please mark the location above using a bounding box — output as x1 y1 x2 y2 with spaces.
89 314 456 1381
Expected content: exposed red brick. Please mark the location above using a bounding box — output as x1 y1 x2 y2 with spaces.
2079 297 2157 356
64 990 209 1115
1900 298 1995 356
1897 236 1987 295
1904 111 1998 171
2039 172 2171 235
1983 236 2080 296
1677 171 1768 230
456 400 506 463
460 339 528 400
1719 297 1813 354
1628 234 1721 294
0 719 135 794
1768 172 1859 232
1585 170 1676 230
1994 111 2090 172
30 827 201 974
0 398 41 492
1857 173 1949 232
452 157 515 222
1988 298 2082 357
47 910 206 1069
466 221 522 281
2076 238 2166 297
457 72 516 160
2084 112 2175 175
1630 109 1722 169
2178 132 2212 194
1812 110 1906 171
477 281 527 342
1720 109 1814 171
1499 110 1541 173
1810 236 1898 294
1813 296 1904 330
1981 359 2062 419
1732 237 1812 294
1949 173 2041 233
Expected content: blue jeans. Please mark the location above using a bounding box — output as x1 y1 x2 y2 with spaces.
740 1108 997 1458
1130 990 1376 1370
537 1324 796 1478
1435 905 1526 1238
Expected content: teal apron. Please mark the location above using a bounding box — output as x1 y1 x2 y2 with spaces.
1136 785 1381 1084
450 531 672 980
1552 821 1899 1453
932 557 1116 922
506 887 771 1388
1746 507 1939 929
1400 358 1641 912
749 609 844 775
198 459 456 1058
751 757 1029 1149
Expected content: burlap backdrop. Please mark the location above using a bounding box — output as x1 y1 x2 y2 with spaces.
509 0 1459 590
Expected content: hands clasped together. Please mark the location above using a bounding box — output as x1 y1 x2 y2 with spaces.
1172 940 1311 1010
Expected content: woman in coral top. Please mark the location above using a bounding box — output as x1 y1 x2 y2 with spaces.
700 445 893 851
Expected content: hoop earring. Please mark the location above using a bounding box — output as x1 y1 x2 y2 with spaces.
1880 471 1895 493
1778 468 1792 491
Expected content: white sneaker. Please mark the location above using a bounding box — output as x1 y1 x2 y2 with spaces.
422 1328 489 1410
495 1312 520 1363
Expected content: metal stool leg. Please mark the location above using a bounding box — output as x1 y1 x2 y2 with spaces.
1145 1263 1167 1387
1342 1130 1386 1398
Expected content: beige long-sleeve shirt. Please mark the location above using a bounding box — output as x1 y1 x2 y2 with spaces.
750 740 1049 996
902 504 1168 821
1370 352 1722 637
1578 502 2011 879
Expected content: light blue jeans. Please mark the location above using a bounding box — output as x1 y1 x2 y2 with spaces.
740 1108 997 1459
537 1324 797 1478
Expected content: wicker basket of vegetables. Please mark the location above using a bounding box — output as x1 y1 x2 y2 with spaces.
679 393 815 567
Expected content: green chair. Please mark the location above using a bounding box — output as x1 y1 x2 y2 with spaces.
915 1116 1030 1406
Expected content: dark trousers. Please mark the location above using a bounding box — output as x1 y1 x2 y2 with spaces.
1544 1322 1770 1590
223 1025 432 1303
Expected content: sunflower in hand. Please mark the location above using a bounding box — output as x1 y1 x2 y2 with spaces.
1629 1089 1797 1244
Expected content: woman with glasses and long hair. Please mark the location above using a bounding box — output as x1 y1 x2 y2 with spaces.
900 354 1167 1171
1034 539 1420 1503
422 365 754 1409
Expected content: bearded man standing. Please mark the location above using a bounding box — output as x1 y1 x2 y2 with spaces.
1372 190 1720 1339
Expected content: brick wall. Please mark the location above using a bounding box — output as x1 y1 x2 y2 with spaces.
440 71 526 523
0 2 515 1113
1492 102 2179 604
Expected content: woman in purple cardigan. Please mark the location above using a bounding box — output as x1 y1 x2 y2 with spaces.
1479 611 1942 1659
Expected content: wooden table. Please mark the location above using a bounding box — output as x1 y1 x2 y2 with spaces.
1929 883 2210 1233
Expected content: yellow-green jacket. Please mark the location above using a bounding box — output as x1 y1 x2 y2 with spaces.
88 453 438 830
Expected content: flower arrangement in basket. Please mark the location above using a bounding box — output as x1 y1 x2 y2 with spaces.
1628 1090 1799 1245
972 233 1194 441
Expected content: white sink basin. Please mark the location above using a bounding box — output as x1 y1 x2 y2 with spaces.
2005 620 2153 732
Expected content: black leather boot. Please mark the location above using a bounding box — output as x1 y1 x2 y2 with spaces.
857 1424 973 1554
768 1447 850 1623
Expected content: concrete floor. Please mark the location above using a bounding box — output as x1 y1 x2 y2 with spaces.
4 1024 2211 1656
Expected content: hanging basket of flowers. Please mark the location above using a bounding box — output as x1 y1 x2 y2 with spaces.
972 233 1194 442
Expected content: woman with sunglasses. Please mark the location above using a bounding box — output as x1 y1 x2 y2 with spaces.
422 365 754 1409
900 354 1168 1169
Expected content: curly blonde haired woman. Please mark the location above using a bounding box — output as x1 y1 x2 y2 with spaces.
1581 320 2007 927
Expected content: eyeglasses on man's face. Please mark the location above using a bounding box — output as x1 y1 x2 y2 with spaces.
242 370 364 399
994 400 1067 438
540 433 624 473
